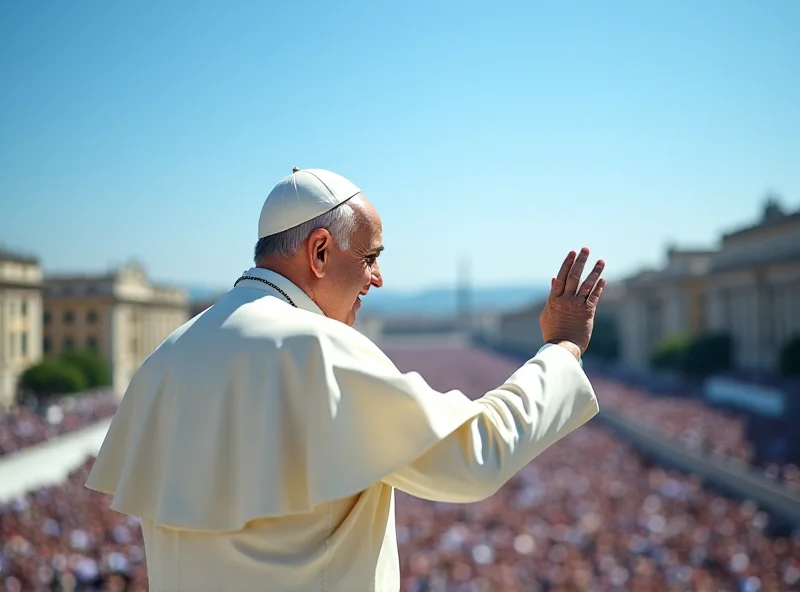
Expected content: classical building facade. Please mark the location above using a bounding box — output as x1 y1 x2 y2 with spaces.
705 200 800 371
619 198 800 373
619 249 713 369
0 249 43 408
43 263 189 396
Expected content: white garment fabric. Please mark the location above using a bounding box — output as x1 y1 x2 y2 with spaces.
86 267 598 591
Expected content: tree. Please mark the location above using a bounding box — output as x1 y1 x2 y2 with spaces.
650 333 692 372
19 360 87 396
58 350 110 389
779 335 800 377
682 332 733 379
585 316 620 362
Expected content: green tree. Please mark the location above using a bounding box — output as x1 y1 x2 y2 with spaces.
585 316 620 362
650 333 692 372
682 332 733 379
19 359 87 396
58 350 110 389
779 335 800 377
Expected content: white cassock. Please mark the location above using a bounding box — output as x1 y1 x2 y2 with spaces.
86 267 598 592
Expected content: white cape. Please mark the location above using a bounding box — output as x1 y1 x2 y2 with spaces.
86 269 482 532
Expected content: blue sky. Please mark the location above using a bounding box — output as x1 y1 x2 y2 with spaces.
1 0 798 292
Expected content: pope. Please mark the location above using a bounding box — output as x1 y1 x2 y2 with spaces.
86 168 607 592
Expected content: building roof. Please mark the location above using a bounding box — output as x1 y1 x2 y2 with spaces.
721 197 800 242
0 246 39 265
666 246 717 257
44 272 117 283
710 244 800 274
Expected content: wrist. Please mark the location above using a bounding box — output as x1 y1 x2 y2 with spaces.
546 340 582 361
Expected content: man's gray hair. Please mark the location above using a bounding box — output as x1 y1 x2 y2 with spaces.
254 202 357 262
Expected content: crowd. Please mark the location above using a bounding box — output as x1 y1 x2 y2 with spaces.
0 457 147 592
395 426 800 592
385 344 800 591
587 375 800 491
588 376 755 463
1 345 798 591
0 392 118 457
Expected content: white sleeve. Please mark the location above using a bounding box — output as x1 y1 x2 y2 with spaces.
383 344 598 503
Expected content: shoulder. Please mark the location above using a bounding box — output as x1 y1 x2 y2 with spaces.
149 293 397 373
299 313 398 372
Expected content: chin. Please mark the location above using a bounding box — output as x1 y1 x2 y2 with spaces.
346 304 361 326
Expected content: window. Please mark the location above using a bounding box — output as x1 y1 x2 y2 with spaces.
64 337 75 351
43 338 51 354
63 310 75 324
21 333 27 357
9 333 16 357
43 311 51 325
21 301 28 317
87 310 98 324
87 336 98 350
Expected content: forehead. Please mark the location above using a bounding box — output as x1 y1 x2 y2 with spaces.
351 195 383 248
353 219 383 252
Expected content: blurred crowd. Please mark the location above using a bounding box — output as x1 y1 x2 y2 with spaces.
1 345 799 591
2 435 797 590
386 345 800 591
0 457 146 592
588 376 800 491
396 425 800 592
0 392 118 457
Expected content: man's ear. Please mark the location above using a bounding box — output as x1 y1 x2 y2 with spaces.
307 228 331 278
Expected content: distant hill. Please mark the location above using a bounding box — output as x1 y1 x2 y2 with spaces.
183 283 549 318
359 285 549 317
186 285 227 303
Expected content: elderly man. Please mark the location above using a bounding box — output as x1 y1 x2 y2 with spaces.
86 168 606 592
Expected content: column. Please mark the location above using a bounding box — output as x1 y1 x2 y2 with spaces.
661 286 684 336
620 296 648 369
706 283 727 331
0 291 10 407
28 291 43 363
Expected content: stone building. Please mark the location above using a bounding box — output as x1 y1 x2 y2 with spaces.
0 248 43 408
618 197 800 373
705 198 800 371
43 263 189 396
618 248 713 369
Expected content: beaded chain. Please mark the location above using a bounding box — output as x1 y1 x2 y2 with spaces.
234 276 297 308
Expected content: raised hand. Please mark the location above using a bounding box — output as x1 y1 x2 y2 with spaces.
539 247 606 356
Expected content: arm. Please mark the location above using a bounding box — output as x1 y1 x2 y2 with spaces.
383 343 598 503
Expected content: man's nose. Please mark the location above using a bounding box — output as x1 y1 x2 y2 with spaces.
370 266 383 288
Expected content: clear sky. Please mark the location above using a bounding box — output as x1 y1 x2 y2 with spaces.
1 0 798 292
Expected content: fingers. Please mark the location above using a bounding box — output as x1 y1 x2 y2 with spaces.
551 251 576 297
578 259 605 297
564 247 590 295
587 278 606 306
